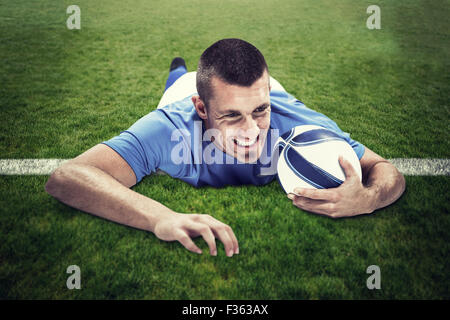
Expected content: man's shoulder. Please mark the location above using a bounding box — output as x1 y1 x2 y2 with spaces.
269 90 310 125
269 90 341 134
130 95 199 135
270 90 306 112
155 95 200 128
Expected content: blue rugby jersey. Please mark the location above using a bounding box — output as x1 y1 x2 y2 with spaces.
102 90 365 187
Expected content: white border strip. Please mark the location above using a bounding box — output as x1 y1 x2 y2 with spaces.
388 158 450 176
0 158 449 176
0 159 69 175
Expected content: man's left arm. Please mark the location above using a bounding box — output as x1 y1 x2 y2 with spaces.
288 147 406 218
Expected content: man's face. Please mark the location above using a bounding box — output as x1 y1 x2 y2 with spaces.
201 71 271 163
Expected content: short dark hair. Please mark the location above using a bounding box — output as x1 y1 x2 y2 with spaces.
196 38 269 106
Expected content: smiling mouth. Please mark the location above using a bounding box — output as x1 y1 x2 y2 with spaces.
233 135 259 148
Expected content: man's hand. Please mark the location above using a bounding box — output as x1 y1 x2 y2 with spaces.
287 156 375 218
154 212 239 257
45 144 240 257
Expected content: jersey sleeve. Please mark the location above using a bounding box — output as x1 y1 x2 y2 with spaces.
308 114 366 160
101 110 185 183
307 106 366 160
308 107 366 159
270 91 366 160
337 131 365 160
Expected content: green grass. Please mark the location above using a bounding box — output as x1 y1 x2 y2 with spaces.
0 0 449 299
0 175 449 299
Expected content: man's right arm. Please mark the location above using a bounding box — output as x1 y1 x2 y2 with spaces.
45 143 238 257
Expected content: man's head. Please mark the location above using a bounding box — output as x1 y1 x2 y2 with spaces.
192 38 271 163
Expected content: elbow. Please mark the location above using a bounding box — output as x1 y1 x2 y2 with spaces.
391 163 406 199
45 169 60 197
45 164 69 198
399 172 406 195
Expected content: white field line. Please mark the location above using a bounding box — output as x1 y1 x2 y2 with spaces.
388 159 450 176
0 159 168 175
0 158 449 176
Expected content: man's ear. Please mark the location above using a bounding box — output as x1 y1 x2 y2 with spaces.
192 95 208 120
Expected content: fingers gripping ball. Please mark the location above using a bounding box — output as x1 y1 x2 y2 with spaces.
275 125 362 194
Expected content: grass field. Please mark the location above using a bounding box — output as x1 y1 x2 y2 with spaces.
1 0 449 299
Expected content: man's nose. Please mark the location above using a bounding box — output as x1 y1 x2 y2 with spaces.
239 116 259 139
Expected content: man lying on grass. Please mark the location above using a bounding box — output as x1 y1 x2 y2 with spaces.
45 38 406 257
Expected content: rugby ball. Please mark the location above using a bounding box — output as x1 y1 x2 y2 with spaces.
275 125 362 194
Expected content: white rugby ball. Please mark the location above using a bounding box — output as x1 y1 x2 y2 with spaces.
275 125 362 194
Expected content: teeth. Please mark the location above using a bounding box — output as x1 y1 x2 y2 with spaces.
234 137 257 147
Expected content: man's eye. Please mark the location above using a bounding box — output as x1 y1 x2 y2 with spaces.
226 112 240 118
254 106 268 113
